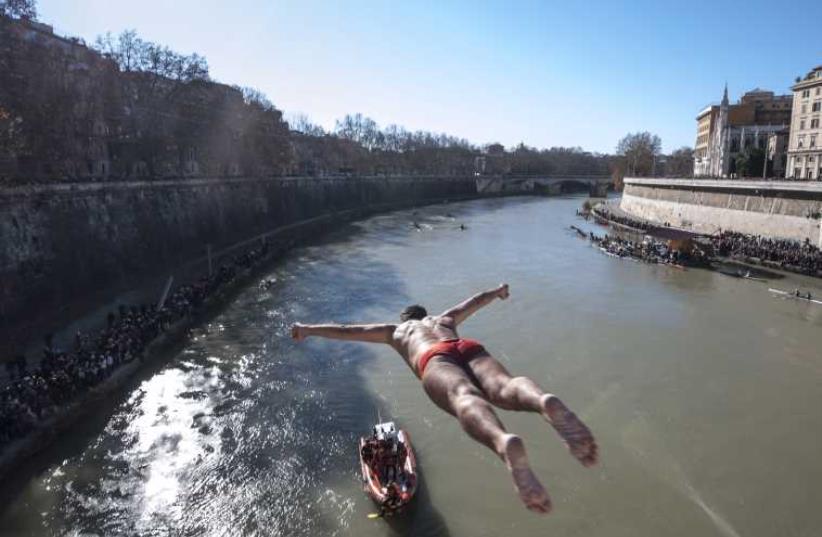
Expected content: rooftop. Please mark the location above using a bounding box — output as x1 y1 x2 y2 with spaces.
792 66 822 89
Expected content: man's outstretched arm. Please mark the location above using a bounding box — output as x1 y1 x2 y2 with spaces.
291 323 395 344
440 284 509 325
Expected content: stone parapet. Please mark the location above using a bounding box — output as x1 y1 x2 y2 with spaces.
619 177 822 246
0 175 478 352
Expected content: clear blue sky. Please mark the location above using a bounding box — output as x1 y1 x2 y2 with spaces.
38 0 822 154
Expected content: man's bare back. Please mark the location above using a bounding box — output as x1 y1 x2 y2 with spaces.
391 315 459 372
292 284 598 514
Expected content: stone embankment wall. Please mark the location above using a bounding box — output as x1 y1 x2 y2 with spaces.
0 176 476 352
620 178 822 245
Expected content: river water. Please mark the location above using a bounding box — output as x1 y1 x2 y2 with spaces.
2 196 822 537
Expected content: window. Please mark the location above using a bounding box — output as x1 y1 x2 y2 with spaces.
812 118 820 129
813 102 822 112
803 89 811 98
798 137 804 148
794 167 801 178
802 104 807 113
812 135 818 148
800 120 806 129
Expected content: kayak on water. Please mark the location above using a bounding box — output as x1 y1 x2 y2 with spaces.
359 421 418 518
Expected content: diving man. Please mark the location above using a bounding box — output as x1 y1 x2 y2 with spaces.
292 284 598 514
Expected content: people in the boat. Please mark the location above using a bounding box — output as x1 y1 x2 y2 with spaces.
362 435 408 486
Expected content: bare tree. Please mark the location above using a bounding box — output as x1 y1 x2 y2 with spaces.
665 146 694 177
382 124 408 152
287 113 326 136
616 132 662 177
334 113 382 150
93 29 209 81
174 52 208 82
94 30 145 72
0 0 37 19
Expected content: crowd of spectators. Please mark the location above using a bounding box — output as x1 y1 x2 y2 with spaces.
588 203 822 276
713 231 822 277
592 205 655 232
0 241 273 451
590 232 708 267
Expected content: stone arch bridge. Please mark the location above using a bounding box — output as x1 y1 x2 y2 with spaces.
476 174 613 197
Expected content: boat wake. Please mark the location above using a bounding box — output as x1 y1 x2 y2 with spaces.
621 417 743 537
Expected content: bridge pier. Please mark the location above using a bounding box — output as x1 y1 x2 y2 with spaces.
532 181 563 195
475 175 613 196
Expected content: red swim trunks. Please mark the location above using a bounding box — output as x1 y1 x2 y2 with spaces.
417 338 486 378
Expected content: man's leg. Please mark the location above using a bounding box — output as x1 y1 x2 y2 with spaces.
421 357 551 514
467 353 598 467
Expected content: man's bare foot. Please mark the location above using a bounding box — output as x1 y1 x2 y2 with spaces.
501 434 552 514
541 395 598 467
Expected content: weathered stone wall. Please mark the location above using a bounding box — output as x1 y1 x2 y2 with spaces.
620 178 822 245
0 176 477 351
0 15 293 183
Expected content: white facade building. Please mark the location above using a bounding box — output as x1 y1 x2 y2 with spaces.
787 66 822 180
695 86 791 178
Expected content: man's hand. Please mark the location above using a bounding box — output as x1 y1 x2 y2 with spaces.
496 283 510 300
441 285 509 324
291 323 308 341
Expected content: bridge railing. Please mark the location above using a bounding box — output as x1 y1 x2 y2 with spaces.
498 174 612 181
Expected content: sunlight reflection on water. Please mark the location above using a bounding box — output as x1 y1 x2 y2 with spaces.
3 197 822 537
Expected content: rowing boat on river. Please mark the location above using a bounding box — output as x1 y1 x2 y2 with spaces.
768 288 822 305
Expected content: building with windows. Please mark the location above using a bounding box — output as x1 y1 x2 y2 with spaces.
693 86 792 177
787 66 822 180
693 105 719 176
765 128 790 178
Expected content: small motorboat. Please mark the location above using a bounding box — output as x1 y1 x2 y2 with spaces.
718 268 744 278
359 421 417 518
718 268 766 281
